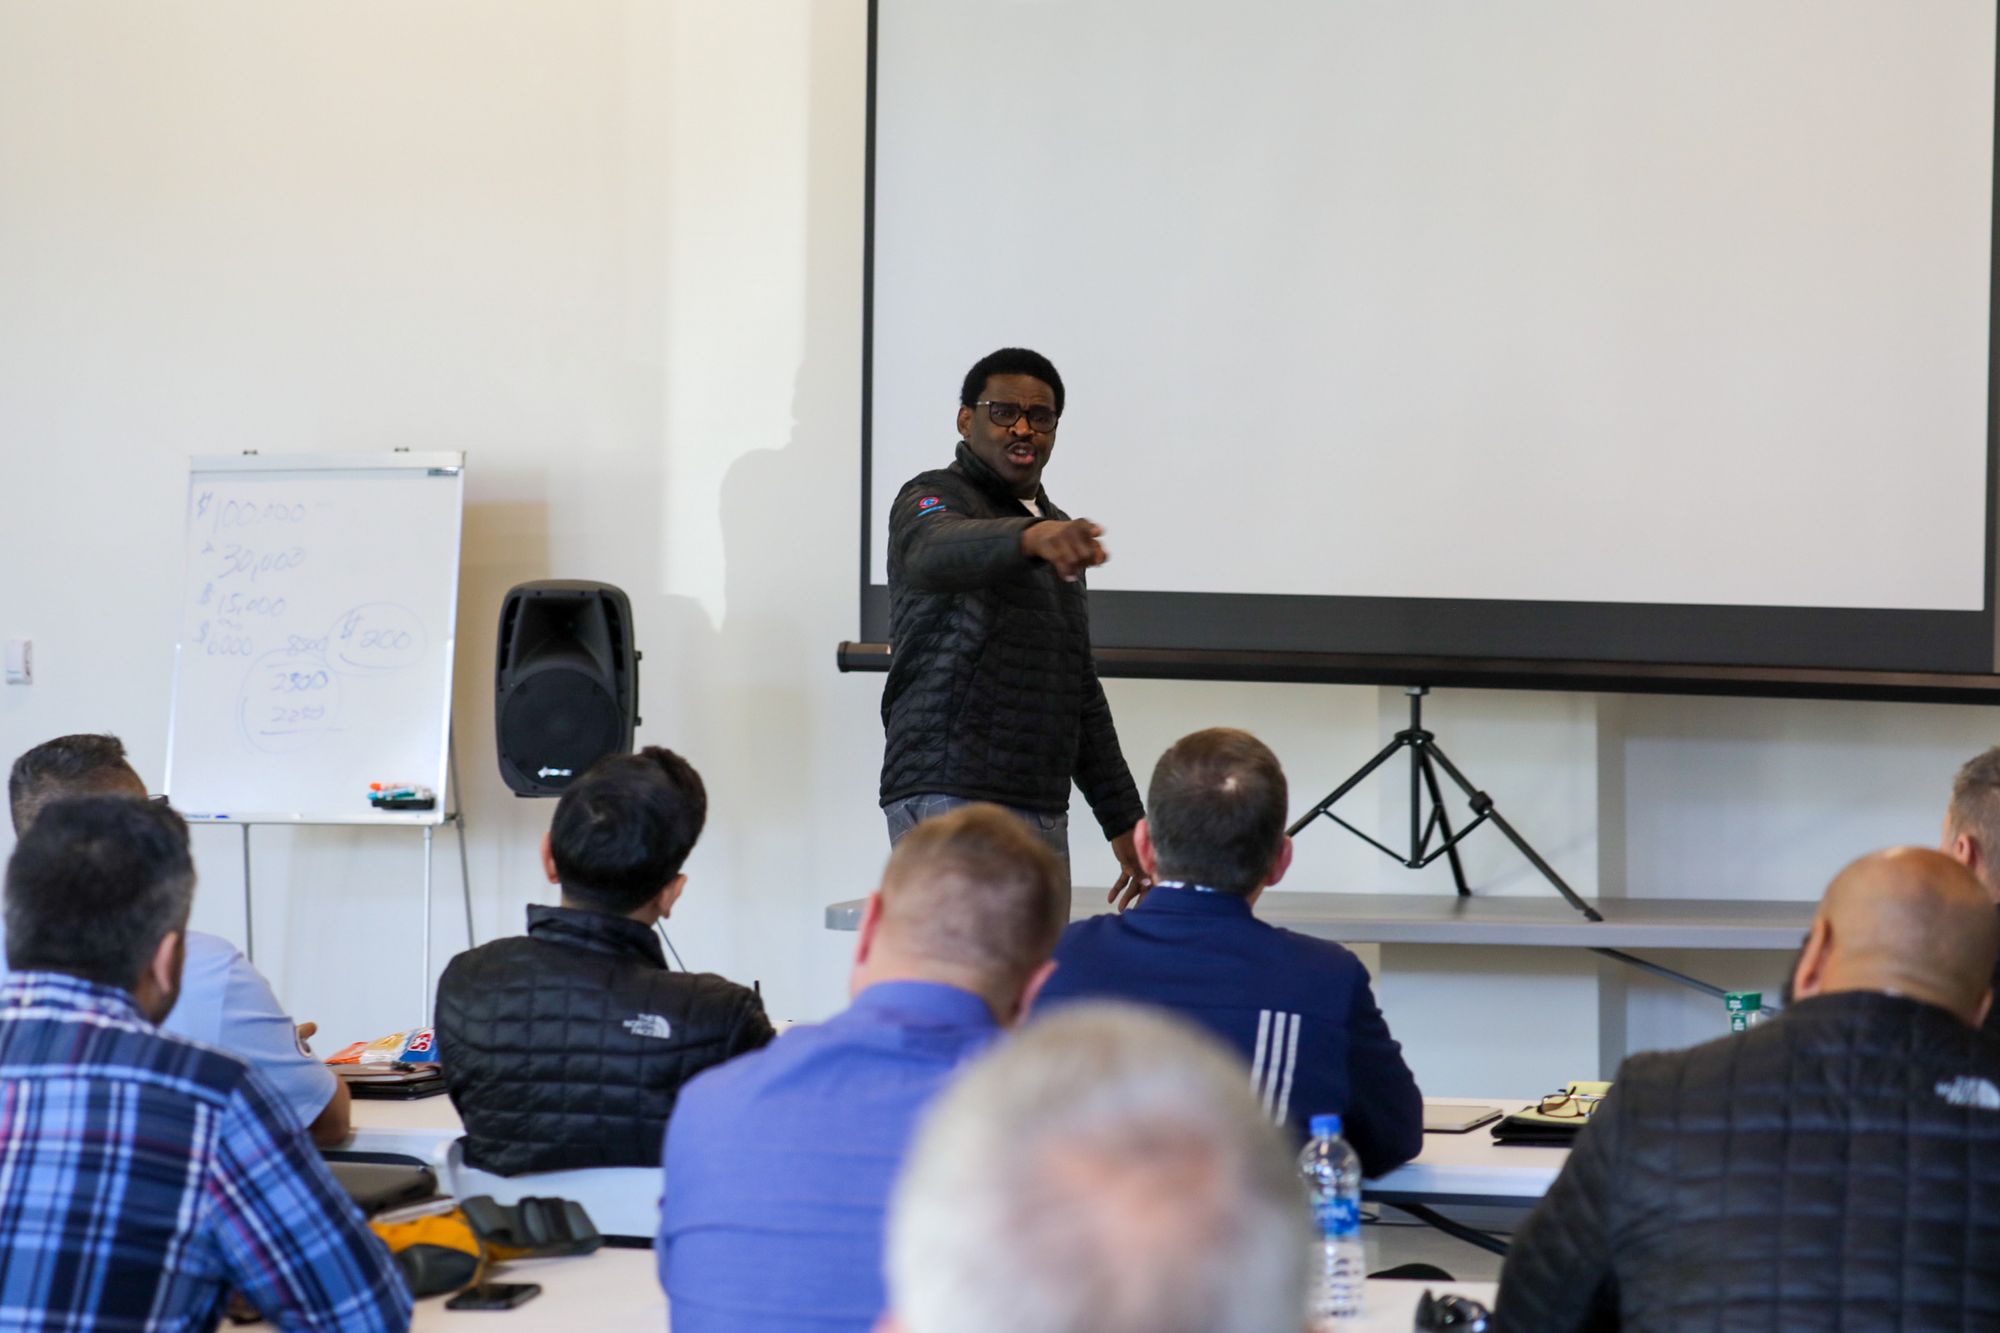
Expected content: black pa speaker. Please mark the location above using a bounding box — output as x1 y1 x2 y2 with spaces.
495 580 641 796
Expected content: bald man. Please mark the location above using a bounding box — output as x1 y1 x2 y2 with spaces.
1496 849 2000 1332
1941 744 2000 1035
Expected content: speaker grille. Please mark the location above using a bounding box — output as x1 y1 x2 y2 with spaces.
497 668 624 787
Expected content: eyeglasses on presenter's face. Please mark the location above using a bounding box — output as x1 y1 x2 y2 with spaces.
960 372 1061 498
973 400 1060 433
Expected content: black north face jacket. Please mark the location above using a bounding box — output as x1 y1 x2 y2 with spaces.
1496 990 2000 1331
878 442 1143 838
434 905 773 1175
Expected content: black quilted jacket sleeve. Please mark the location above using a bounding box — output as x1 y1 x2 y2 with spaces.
1493 1085 1622 1331
890 471 1040 593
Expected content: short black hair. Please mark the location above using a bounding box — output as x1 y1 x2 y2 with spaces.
6 796 194 989
1145 729 1289 897
960 348 1065 418
548 746 708 914
9 733 144 835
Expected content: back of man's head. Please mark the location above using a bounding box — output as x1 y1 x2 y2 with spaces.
874 804 1067 1000
1146 728 1288 896
548 746 706 914
9 734 145 835
1803 847 2000 1026
884 1002 1308 1333
6 796 194 991
1946 746 2000 900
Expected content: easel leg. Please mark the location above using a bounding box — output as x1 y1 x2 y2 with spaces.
449 730 474 948
422 826 435 1025
240 825 254 964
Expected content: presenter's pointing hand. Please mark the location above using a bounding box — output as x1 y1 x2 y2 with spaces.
1022 519 1108 582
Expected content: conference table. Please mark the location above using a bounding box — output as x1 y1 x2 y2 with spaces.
340 1093 1569 1208
1366 1098 1568 1208
338 1092 467 1161
345 1096 1530 1327
342 1094 1567 1204
407 1246 1501 1329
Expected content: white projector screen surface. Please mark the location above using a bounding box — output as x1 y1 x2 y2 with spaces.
863 1 2000 674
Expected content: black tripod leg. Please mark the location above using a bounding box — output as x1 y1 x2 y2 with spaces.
1286 735 1411 838
1422 742 1604 923
1415 746 1472 898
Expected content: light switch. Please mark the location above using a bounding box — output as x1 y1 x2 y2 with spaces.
5 639 30 685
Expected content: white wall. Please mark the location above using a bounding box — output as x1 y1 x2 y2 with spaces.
3 3 1997 1084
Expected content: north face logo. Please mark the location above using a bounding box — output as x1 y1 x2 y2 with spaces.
623 1013 673 1040
1936 1075 2000 1109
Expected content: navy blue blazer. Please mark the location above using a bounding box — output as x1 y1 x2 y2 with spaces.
1036 885 1424 1177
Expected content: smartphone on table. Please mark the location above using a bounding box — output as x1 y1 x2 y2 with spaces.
444 1282 542 1311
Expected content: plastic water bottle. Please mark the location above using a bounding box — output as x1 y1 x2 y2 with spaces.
1300 1112 1365 1324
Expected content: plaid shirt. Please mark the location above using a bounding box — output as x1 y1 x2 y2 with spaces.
0 972 410 1332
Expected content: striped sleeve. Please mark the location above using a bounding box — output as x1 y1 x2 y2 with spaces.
202 1070 412 1332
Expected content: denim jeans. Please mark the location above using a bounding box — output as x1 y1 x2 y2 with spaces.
883 792 1071 896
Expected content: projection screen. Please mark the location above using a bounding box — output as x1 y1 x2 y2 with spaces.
860 1 2000 681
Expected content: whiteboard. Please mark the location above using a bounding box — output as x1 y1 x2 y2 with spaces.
164 453 464 825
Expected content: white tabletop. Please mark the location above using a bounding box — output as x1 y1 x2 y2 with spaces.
1366 1098 1568 1204
340 1092 1566 1208
411 1249 663 1328
337 1094 464 1163
407 1248 1495 1331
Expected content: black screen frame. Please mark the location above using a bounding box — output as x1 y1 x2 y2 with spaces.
857 1 2000 693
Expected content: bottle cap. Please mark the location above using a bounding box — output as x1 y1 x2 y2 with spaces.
1310 1113 1343 1139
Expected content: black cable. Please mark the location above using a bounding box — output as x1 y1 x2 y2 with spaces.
654 922 687 971
1391 1203 1510 1257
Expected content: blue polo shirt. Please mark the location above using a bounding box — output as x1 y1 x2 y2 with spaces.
657 980 1000 1333
1035 885 1424 1176
1 926 335 1135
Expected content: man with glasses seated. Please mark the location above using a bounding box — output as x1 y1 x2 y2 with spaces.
1496 847 2000 1331
878 346 1146 909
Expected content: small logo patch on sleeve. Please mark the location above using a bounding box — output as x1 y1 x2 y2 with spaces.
916 495 946 515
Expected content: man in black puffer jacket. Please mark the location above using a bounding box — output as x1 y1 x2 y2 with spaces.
880 347 1146 907
435 747 772 1175
1496 847 2000 1332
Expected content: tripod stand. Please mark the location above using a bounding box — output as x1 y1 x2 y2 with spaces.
1288 686 1602 922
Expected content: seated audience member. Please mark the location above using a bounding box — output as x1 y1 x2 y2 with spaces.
1496 847 2000 1332
435 746 772 1175
1941 744 2000 1035
658 803 1068 1333
7 733 350 1146
1035 727 1423 1173
0 797 409 1331
879 1002 1310 1333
